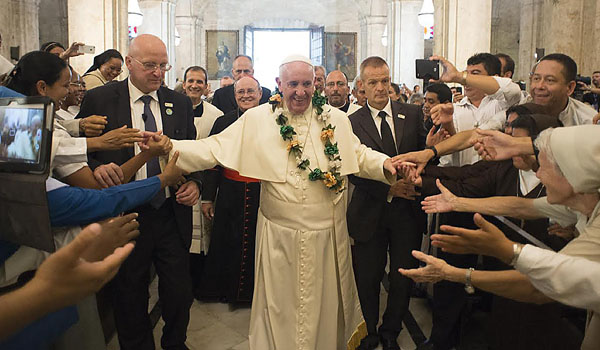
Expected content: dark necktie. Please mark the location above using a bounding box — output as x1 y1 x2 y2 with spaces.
140 95 166 208
378 110 397 157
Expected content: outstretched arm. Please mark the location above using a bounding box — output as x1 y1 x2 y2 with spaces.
421 179 543 219
399 250 552 304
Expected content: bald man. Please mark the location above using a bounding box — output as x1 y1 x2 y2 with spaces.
77 34 198 350
325 70 360 114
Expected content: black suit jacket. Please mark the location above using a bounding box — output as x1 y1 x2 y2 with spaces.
76 79 198 246
211 84 271 114
347 101 427 242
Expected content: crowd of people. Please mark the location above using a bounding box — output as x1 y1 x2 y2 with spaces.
0 30 598 350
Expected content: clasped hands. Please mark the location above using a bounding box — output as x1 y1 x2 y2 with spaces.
139 132 199 206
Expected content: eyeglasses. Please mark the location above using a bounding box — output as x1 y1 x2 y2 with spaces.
131 57 172 72
235 88 258 96
107 65 123 74
70 82 85 87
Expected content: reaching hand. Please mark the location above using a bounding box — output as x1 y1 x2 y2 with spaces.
93 162 124 188
472 128 531 161
80 115 107 137
81 213 140 262
392 149 434 177
383 158 397 176
158 151 186 188
430 102 454 126
430 55 461 84
389 180 421 200
426 125 450 147
421 179 457 214
29 223 134 310
593 113 600 125
431 213 513 263
98 126 144 151
176 181 200 206
139 131 172 156
59 42 85 60
398 250 451 283
201 202 215 220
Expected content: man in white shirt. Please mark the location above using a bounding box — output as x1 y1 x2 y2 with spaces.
394 53 595 174
431 53 521 167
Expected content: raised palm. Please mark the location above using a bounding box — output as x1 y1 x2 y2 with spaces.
421 179 456 213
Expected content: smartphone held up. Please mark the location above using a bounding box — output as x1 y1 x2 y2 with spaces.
416 59 440 81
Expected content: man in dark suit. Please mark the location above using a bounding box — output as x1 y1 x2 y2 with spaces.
77 34 198 350
211 55 271 113
347 56 427 350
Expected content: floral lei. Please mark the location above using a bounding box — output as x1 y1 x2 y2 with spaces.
269 89 345 193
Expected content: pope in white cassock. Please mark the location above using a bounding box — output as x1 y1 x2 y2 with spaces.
168 55 398 350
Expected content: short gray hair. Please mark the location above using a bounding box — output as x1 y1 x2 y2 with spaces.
352 75 361 91
534 128 564 175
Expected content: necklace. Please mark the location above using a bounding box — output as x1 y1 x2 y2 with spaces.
271 90 345 193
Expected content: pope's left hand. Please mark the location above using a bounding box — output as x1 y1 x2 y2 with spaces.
383 158 397 176
431 213 514 264
175 181 200 206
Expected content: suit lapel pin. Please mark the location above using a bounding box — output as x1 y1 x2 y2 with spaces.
166 108 173 116
397 113 405 119
165 102 174 107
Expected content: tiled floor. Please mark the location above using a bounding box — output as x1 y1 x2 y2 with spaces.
107 283 433 350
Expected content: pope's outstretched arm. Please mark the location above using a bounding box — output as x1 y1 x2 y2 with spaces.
169 115 245 174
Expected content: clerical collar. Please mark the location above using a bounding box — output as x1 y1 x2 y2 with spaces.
337 101 350 113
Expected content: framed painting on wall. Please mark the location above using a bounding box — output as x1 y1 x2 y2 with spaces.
205 30 239 79
324 32 357 80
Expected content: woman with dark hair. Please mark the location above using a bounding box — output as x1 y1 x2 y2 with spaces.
40 41 84 61
82 49 123 90
7 50 70 108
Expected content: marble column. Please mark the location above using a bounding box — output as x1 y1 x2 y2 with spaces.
138 0 178 87
432 0 492 71
516 0 543 82
387 0 424 87
1 0 41 60
175 15 201 81
360 15 388 64
67 0 128 76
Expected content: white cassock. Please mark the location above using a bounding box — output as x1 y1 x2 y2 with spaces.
171 102 394 350
190 101 223 255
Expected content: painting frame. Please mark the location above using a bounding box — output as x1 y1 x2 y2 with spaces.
324 32 357 81
205 30 239 80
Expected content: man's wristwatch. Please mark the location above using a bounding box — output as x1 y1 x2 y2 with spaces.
461 71 468 86
464 267 475 294
426 145 438 159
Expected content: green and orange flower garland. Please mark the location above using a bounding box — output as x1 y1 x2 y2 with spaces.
270 89 345 193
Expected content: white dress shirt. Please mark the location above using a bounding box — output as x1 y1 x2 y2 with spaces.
366 99 397 144
128 79 163 182
440 77 521 167
128 79 170 198
480 96 596 131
